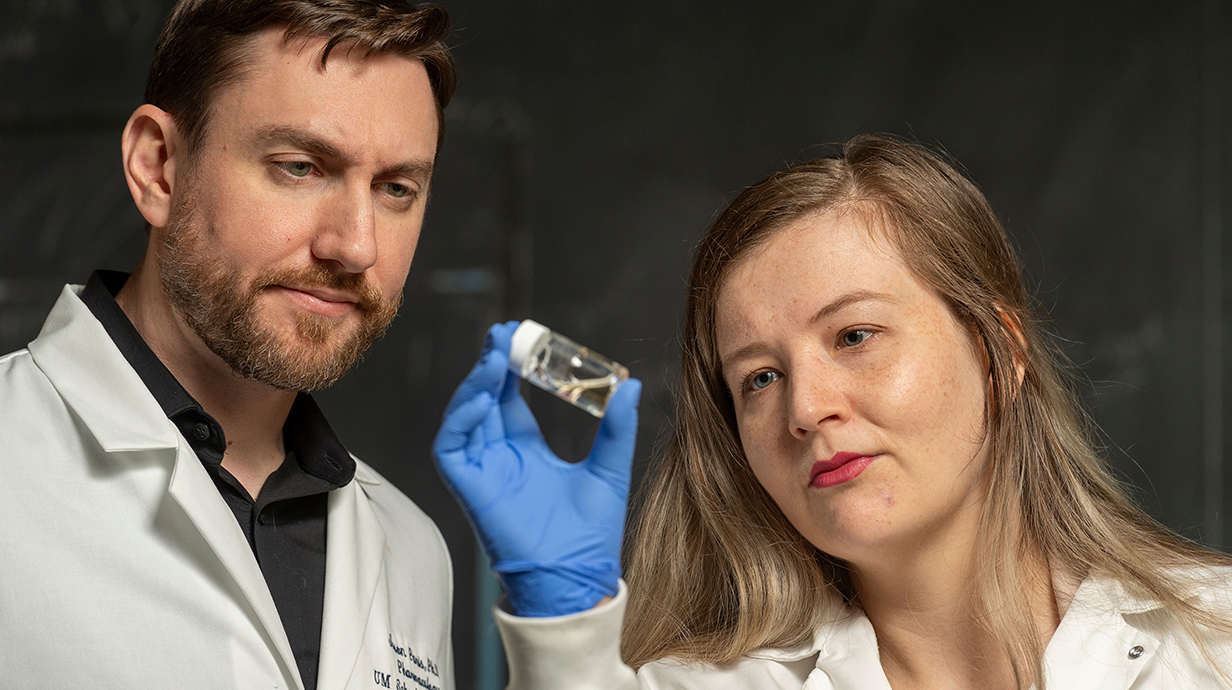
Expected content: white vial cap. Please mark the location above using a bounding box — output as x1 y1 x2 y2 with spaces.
508 319 550 374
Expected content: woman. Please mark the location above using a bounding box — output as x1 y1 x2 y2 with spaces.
436 134 1232 689
617 134 1232 688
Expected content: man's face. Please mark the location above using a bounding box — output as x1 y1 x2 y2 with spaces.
158 28 439 391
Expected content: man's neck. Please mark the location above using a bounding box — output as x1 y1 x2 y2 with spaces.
116 260 296 499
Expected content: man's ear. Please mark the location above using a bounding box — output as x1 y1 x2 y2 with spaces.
121 104 182 229
996 305 1028 388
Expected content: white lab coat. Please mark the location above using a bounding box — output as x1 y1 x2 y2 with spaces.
0 285 455 690
497 569 1232 689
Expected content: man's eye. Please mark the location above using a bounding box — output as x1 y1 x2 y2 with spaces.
385 183 411 198
282 161 314 177
840 329 873 348
748 370 780 391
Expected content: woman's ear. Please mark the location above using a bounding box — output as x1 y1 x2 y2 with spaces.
121 104 182 230
996 305 1028 388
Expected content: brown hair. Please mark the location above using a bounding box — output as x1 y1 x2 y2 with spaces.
622 133 1232 687
145 0 456 155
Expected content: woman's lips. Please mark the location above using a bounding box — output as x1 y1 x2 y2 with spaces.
810 452 877 489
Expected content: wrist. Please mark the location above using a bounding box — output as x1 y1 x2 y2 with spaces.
494 560 620 617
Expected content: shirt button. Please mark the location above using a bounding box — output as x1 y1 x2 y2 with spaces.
257 512 267 526
192 423 210 441
1128 645 1145 659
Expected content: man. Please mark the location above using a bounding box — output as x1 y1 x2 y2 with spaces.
0 2 459 688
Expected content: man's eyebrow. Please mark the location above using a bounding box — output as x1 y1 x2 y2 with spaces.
251 125 435 182
720 290 894 367
252 125 354 165
378 160 435 183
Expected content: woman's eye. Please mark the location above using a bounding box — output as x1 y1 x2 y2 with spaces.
840 329 873 348
748 370 780 391
282 161 314 177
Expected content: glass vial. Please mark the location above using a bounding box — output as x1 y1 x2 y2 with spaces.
508 319 629 418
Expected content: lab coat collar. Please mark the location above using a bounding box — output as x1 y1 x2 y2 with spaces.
806 612 893 689
737 603 892 689
28 284 177 452
744 574 1173 690
1042 574 1162 689
29 284 309 690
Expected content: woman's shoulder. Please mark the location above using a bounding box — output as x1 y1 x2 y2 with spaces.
1073 565 1232 613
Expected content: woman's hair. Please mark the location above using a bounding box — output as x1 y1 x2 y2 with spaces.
621 133 1232 687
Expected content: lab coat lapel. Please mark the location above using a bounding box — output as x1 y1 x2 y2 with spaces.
31 285 306 690
167 442 307 690
317 466 388 690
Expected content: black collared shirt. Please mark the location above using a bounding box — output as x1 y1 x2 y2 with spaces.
81 270 353 690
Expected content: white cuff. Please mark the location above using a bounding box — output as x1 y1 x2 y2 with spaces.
495 579 639 690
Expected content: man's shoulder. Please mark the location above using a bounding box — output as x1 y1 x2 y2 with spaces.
351 457 449 550
0 345 34 376
0 345 62 417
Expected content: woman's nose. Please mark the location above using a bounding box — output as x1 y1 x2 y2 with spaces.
787 368 847 439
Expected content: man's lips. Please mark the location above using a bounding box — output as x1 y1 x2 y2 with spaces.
809 452 877 489
272 285 359 318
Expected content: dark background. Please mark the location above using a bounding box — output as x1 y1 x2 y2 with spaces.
1 1 1229 688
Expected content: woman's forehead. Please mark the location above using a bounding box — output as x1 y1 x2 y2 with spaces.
711 209 966 363
717 211 901 310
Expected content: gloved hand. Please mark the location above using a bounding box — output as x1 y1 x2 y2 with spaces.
432 321 642 617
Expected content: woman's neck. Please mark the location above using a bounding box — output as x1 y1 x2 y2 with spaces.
853 540 1058 690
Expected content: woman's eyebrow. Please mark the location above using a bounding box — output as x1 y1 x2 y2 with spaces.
721 291 895 367
808 290 894 325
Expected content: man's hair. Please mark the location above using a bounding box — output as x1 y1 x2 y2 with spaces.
145 0 456 155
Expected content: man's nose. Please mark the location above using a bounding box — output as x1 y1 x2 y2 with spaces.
312 183 378 274
788 365 848 439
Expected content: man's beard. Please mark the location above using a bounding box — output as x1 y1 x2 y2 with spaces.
157 188 403 392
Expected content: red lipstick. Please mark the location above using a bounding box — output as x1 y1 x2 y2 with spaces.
809 452 876 489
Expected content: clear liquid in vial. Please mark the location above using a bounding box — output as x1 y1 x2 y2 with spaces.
511 321 629 417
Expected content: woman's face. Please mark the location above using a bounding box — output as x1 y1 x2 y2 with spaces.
715 211 992 569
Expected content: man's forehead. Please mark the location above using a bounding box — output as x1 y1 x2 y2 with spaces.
200 28 439 162
236 26 426 79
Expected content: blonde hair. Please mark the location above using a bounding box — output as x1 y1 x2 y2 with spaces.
621 134 1232 687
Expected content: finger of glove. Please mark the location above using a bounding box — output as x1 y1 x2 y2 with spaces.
433 391 494 479
586 379 642 485
498 370 547 443
443 348 507 418
482 321 520 357
480 391 507 446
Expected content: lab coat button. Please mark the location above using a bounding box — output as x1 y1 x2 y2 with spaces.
192 423 210 440
1128 645 1145 659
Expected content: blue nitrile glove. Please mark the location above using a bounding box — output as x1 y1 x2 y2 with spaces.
432 321 642 617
